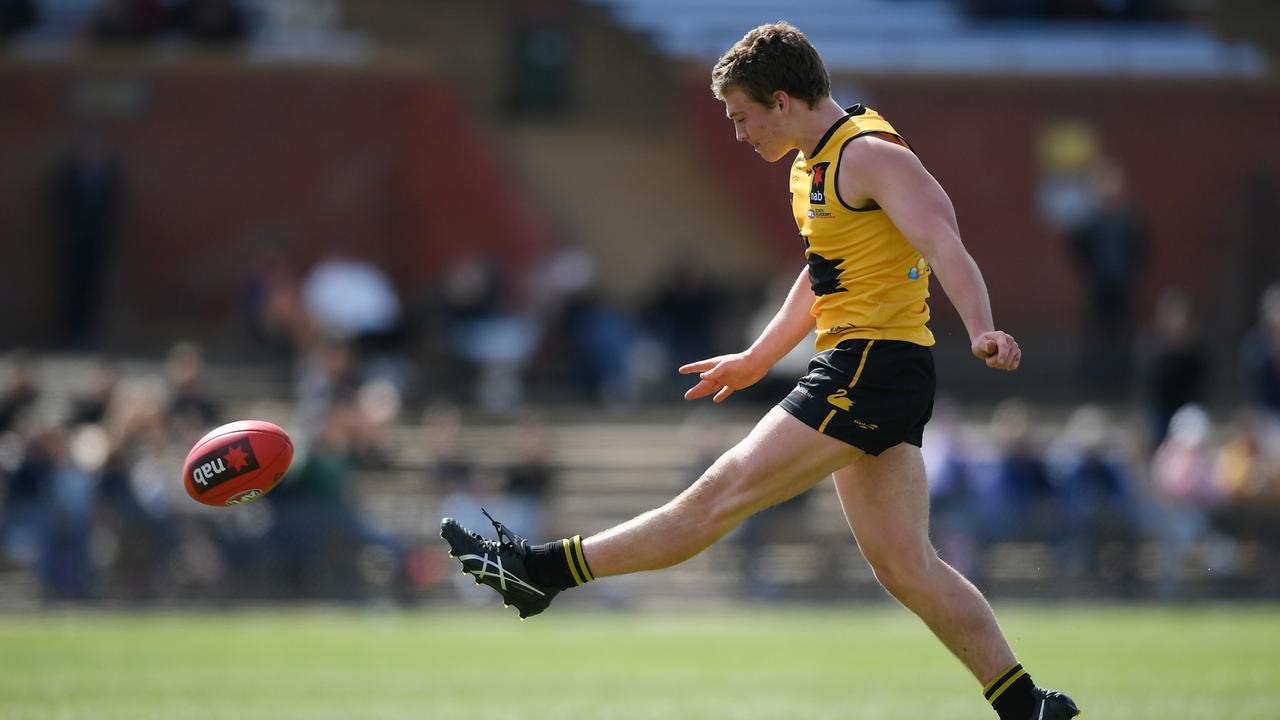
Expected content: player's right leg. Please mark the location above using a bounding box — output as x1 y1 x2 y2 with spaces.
832 445 1079 720
441 406 862 616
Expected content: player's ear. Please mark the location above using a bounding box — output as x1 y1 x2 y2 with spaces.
772 90 790 113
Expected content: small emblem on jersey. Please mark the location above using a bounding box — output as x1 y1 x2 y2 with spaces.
907 255 931 280
827 388 853 411
809 162 830 205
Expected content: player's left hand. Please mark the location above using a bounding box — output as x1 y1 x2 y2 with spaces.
679 352 768 403
971 330 1021 371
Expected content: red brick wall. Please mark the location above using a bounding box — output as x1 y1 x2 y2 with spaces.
0 64 550 351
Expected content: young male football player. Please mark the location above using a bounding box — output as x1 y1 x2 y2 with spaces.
442 22 1079 720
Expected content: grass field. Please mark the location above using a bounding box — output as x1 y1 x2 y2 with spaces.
1 604 1278 719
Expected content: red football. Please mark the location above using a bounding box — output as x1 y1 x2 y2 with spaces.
183 420 293 507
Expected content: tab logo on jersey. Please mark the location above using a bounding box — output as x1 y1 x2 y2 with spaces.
189 438 261 495
809 162 831 205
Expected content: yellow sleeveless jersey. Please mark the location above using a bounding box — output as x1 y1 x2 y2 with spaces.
790 105 935 350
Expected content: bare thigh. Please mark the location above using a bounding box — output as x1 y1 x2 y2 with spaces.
831 443 934 569
583 406 865 575
699 405 869 518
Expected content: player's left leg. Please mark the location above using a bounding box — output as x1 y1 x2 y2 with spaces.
442 406 862 617
832 443 1079 720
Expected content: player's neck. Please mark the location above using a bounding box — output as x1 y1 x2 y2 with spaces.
794 97 852 157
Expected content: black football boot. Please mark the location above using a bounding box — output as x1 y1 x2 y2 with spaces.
440 509 559 619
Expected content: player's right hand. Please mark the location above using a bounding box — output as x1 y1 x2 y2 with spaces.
971 330 1021 371
679 352 768 403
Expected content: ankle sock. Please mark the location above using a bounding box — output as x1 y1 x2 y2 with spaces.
985 662 1037 720
526 535 595 590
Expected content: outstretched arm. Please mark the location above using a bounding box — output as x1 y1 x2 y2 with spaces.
681 266 815 402
840 135 1021 370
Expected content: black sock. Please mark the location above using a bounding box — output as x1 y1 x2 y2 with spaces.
525 535 595 590
985 662 1037 720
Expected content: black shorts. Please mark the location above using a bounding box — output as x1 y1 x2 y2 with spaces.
778 338 935 455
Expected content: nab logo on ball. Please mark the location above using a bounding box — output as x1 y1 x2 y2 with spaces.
189 439 261 496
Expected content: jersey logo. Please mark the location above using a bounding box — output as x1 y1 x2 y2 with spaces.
809 162 830 205
907 255 931 280
827 388 853 411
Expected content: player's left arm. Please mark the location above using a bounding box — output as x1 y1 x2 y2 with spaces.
839 135 1020 370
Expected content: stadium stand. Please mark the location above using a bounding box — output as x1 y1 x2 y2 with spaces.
583 0 1267 77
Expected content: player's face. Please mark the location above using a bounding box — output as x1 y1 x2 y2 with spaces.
722 88 789 163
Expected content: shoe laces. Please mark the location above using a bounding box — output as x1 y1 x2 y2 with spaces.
481 507 521 550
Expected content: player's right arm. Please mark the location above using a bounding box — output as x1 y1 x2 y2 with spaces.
680 266 815 402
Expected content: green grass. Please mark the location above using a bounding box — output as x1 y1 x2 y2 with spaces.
1 605 1278 719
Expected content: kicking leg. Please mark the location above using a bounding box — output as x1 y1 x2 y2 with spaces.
585 406 863 576
441 407 860 617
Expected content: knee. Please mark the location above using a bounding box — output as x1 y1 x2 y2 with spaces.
686 453 767 526
865 544 938 599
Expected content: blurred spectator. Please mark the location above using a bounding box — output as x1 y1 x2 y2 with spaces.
1142 289 1208 447
0 0 35 37
1241 283 1280 417
53 128 121 348
1049 405 1141 586
293 338 359 440
68 360 118 427
301 250 403 350
1069 162 1147 391
495 416 556 541
1 427 51 569
644 256 724 372
0 351 40 434
1035 120 1102 236
987 399 1067 546
0 426 95 600
351 377 402 468
38 426 96 601
243 243 308 359
923 401 982 580
1214 411 1280 503
165 341 219 432
268 400 400 599
1150 404 1231 598
1212 412 1280 581
437 254 540 413
561 291 638 406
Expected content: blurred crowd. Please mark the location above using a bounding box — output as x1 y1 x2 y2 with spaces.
924 397 1280 600
0 273 1277 605
0 339 566 605
241 239 741 416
